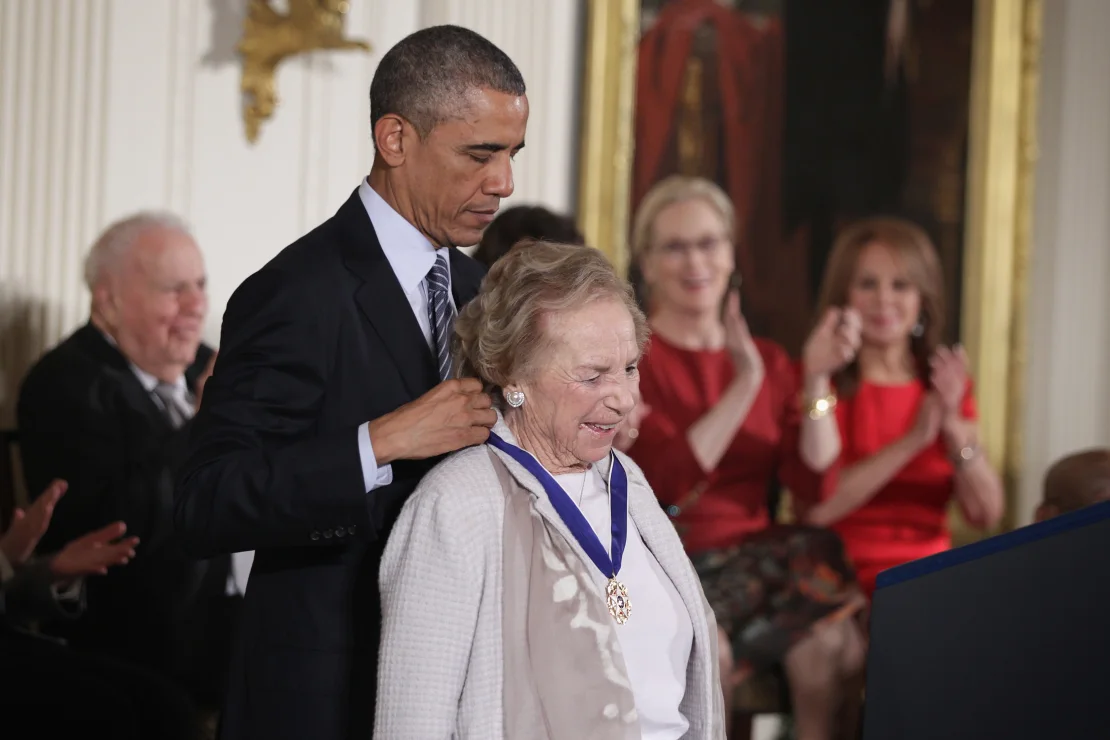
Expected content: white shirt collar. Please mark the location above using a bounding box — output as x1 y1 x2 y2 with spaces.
358 177 448 297
97 327 187 396
128 361 186 396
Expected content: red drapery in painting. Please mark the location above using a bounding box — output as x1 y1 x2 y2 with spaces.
634 0 784 318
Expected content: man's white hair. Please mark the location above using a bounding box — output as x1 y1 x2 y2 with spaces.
83 211 194 291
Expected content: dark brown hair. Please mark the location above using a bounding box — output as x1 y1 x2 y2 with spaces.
472 205 584 269
369 25 525 141
814 216 945 396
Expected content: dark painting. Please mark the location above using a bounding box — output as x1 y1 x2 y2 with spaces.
633 0 974 355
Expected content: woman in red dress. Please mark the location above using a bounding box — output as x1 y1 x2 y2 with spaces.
802 217 1004 598
622 176 865 740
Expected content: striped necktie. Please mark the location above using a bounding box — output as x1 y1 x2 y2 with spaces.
426 251 455 381
152 382 192 429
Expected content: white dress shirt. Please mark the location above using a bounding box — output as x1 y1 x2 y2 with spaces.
126 360 253 596
554 463 694 740
354 178 457 493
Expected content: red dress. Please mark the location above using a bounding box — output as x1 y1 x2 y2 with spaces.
826 379 977 597
628 334 825 555
627 334 861 672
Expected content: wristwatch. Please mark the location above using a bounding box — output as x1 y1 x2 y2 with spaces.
952 445 978 467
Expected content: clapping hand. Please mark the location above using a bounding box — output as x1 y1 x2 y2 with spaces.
50 522 139 581
802 307 862 379
0 479 67 567
909 392 945 450
929 345 969 418
724 290 764 379
614 390 651 453
0 479 138 584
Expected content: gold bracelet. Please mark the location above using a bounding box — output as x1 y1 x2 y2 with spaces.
803 393 837 420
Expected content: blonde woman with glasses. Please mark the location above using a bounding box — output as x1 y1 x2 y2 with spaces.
622 176 867 740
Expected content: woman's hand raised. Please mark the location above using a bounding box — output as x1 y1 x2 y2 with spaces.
724 290 764 380
613 391 651 453
802 307 862 380
929 345 969 418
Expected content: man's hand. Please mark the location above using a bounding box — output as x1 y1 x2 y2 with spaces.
0 479 67 566
368 378 497 464
50 521 139 581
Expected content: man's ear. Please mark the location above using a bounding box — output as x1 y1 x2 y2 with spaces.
93 282 120 328
373 114 409 167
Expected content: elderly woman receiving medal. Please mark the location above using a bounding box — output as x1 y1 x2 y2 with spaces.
374 240 724 740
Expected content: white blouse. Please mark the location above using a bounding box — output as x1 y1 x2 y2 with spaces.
555 462 694 739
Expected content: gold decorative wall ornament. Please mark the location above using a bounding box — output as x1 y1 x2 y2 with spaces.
238 0 371 143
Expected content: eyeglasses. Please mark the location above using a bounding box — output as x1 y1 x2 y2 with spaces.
654 235 730 260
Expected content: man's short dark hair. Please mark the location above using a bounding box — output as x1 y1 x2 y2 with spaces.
1043 448 1110 515
473 205 585 269
369 25 526 140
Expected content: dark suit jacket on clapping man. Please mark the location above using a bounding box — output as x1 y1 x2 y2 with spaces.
20 326 214 552
19 328 224 666
17 213 234 702
174 25 529 740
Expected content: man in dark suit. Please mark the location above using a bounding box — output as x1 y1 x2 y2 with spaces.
174 25 527 740
17 212 240 709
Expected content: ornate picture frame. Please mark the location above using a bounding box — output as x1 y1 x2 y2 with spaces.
577 0 1042 534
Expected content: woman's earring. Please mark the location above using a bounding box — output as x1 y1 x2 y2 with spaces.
504 389 525 408
911 316 925 337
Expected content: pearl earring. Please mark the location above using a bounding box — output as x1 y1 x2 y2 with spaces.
911 318 925 338
504 389 525 408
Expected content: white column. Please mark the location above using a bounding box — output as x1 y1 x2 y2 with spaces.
1019 0 1110 523
0 0 113 417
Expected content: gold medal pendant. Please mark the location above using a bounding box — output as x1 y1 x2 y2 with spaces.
606 577 631 625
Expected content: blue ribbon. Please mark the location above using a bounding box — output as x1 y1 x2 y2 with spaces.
487 431 627 579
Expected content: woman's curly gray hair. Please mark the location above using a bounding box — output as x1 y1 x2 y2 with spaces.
453 239 649 404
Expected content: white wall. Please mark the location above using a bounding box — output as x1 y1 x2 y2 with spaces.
1018 0 1110 522
0 0 582 422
